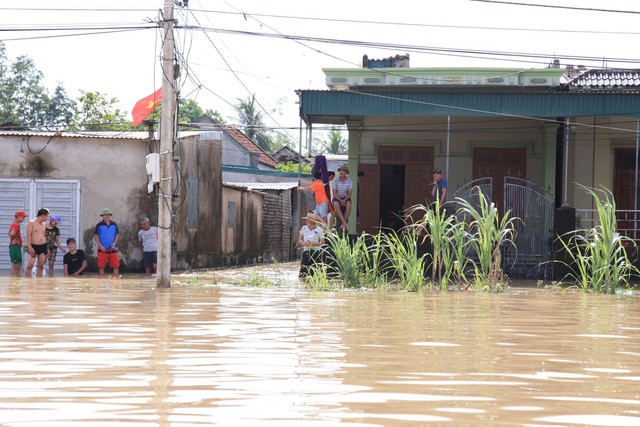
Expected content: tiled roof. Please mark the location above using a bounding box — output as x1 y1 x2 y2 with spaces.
218 123 277 168
568 69 640 89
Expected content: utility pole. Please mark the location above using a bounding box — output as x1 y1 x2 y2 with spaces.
157 0 176 288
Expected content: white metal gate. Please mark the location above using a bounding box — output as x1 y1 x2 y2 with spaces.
0 179 80 273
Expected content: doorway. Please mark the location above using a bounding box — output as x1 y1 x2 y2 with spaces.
379 165 405 230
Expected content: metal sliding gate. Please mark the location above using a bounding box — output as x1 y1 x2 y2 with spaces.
454 176 554 280
503 177 554 280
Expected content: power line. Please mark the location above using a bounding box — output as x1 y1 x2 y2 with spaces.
469 0 640 14
184 26 640 67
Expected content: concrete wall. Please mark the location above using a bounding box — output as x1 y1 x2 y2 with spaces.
0 132 225 273
221 186 263 265
0 134 153 271
172 133 223 270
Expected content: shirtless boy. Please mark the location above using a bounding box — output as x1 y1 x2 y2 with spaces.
25 208 50 277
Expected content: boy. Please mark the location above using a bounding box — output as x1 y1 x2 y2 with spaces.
298 213 325 277
8 210 28 277
93 208 120 276
298 171 330 224
138 217 158 276
63 238 88 276
45 214 66 274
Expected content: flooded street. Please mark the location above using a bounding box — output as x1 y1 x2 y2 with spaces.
0 269 639 426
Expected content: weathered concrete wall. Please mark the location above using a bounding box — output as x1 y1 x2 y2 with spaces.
0 134 153 272
172 133 223 270
221 185 263 265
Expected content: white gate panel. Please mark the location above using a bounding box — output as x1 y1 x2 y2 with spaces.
0 180 30 271
0 179 80 273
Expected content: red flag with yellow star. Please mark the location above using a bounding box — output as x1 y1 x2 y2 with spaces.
131 88 162 126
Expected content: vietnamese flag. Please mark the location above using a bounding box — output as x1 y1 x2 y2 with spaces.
131 88 162 126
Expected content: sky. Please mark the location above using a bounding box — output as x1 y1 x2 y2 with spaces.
2 0 640 137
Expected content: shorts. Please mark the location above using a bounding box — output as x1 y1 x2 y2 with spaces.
97 250 120 268
48 246 58 262
313 202 329 218
143 251 157 268
332 197 352 204
31 243 48 256
9 245 23 264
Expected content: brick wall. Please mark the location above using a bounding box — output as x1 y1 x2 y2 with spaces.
262 189 294 262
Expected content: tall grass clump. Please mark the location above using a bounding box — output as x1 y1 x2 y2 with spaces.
384 230 427 291
558 186 638 293
406 202 470 290
360 229 390 289
456 188 518 292
322 230 368 288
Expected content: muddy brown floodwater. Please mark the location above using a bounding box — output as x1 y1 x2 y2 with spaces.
0 267 639 426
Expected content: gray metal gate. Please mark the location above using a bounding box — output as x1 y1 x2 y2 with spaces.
503 177 554 279
453 177 493 217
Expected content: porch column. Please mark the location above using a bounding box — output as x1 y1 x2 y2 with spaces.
346 120 363 233
542 121 560 202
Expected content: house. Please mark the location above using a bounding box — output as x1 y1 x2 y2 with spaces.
0 130 223 273
272 145 310 165
297 61 640 278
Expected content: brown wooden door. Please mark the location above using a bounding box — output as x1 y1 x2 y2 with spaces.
614 148 638 233
357 163 380 234
473 147 526 214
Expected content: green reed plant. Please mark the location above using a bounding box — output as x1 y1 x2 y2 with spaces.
306 263 338 291
558 186 638 293
456 188 518 292
322 230 368 288
443 218 472 289
360 230 390 289
405 202 459 290
384 230 427 291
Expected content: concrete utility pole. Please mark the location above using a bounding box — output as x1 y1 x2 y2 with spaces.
157 0 176 288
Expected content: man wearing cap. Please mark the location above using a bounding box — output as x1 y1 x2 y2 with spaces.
93 208 120 276
331 165 353 231
430 168 447 208
63 238 88 276
25 208 50 278
45 214 66 274
8 210 28 277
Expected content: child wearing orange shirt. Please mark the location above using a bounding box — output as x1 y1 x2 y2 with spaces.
298 171 330 224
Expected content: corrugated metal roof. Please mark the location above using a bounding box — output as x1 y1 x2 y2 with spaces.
223 182 298 191
568 69 640 89
0 130 203 140
299 89 640 119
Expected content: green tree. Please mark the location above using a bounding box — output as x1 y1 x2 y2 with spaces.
142 97 226 128
276 161 312 174
235 94 272 152
323 127 347 154
70 90 129 131
0 43 75 129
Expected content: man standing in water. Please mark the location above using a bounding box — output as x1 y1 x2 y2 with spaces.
93 208 120 277
25 208 50 277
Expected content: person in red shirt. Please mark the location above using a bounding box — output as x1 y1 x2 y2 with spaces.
8 210 28 277
298 171 330 224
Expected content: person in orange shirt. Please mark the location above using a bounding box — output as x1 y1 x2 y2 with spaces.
298 171 330 224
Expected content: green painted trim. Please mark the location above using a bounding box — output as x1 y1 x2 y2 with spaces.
222 164 311 178
300 90 640 119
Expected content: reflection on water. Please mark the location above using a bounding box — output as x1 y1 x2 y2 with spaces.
0 274 638 426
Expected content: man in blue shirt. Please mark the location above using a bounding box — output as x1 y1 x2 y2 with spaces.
93 208 120 276
431 168 447 208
